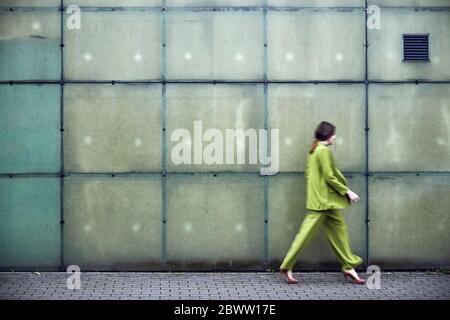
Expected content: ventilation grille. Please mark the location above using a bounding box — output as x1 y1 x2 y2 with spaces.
403 34 429 62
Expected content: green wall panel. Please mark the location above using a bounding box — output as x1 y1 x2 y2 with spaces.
268 0 362 6
267 9 364 80
0 85 60 173
369 84 450 172
368 10 450 81
0 177 60 268
0 11 60 81
166 174 264 268
166 11 264 80
0 1 60 6
369 174 450 268
63 175 162 269
269 84 365 173
369 0 450 7
166 84 264 172
167 0 263 5
63 0 161 6
63 11 161 81
64 84 162 173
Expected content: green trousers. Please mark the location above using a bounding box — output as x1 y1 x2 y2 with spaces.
279 209 363 272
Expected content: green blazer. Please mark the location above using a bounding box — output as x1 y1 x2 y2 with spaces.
305 143 351 211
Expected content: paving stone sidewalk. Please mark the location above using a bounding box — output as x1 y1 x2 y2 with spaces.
0 271 449 300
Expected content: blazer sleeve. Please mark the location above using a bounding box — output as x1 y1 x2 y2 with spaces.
317 147 349 196
335 167 348 186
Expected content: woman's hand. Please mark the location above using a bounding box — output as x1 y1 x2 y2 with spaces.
346 189 360 203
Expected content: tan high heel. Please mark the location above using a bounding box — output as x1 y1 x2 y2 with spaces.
343 270 365 285
280 268 298 284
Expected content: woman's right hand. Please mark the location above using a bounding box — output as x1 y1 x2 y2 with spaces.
346 190 360 203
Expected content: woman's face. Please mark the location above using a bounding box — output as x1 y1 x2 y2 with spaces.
327 134 336 145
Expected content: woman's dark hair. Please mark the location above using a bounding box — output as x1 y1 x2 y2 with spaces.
309 121 336 154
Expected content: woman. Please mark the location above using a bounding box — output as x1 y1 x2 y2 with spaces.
279 121 365 285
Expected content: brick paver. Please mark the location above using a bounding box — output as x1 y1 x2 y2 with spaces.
0 272 449 300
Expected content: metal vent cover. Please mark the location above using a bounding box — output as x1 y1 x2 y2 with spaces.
403 34 429 62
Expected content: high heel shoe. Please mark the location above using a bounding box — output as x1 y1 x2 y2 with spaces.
343 270 365 285
280 269 298 284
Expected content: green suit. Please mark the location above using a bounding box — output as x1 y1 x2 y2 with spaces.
280 143 363 272
306 143 351 210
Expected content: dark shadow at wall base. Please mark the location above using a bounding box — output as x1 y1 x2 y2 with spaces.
1 260 448 273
